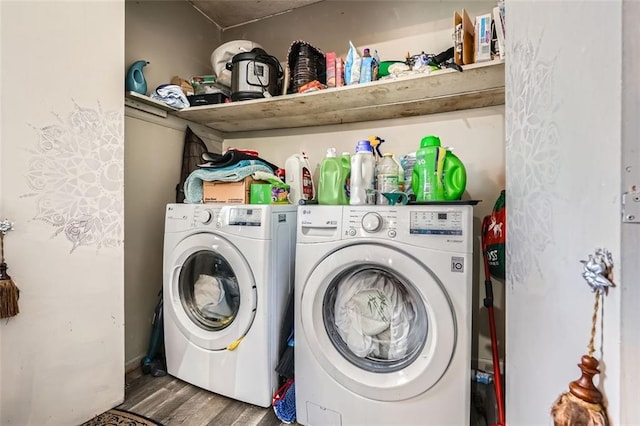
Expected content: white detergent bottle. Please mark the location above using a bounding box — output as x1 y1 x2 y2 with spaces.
285 152 315 204
350 140 376 205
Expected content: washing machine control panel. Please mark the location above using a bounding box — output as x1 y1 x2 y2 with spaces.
409 210 463 235
345 208 398 239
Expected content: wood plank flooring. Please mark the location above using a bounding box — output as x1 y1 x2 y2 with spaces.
87 369 494 425
116 369 286 426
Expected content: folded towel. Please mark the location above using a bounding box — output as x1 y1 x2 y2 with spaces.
199 149 279 172
150 84 190 109
184 160 274 203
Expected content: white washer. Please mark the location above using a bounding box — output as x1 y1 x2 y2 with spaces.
163 203 296 407
295 205 474 425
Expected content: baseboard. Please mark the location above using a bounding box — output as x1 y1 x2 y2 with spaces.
474 357 505 375
125 353 145 374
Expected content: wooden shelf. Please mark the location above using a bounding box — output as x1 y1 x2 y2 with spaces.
171 59 505 134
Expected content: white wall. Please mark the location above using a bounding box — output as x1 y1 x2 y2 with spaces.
124 1 222 367
1 1 125 424
0 2 4 420
222 0 506 369
123 110 222 368
223 0 495 63
621 0 640 422
506 1 622 424
126 0 221 95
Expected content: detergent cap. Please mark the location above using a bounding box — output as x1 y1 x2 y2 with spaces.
420 135 442 148
355 140 373 153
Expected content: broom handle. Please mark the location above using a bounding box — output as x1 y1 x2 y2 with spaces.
481 216 506 426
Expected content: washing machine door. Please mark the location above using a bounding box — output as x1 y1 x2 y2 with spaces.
300 242 456 401
167 233 257 351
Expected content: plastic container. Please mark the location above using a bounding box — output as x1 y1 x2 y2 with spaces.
393 154 405 193
412 135 467 201
401 152 416 196
318 148 349 205
350 140 376 205
285 152 315 204
341 152 352 203
376 153 400 205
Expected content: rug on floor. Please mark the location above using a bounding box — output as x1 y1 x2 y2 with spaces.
82 408 163 426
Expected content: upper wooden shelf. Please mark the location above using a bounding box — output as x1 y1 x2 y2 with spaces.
170 59 505 134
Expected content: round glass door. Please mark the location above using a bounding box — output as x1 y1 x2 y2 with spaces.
168 233 257 351
323 265 428 373
300 243 456 401
179 250 241 331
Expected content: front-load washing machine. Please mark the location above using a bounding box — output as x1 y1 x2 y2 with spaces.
163 203 296 407
295 205 474 425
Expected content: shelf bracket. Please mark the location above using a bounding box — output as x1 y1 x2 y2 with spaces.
622 191 640 223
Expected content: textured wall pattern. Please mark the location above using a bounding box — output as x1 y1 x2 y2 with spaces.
506 38 560 285
23 102 124 253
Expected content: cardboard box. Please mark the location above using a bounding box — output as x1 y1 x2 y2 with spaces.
326 52 336 88
475 13 492 62
453 9 475 65
336 57 345 87
203 177 256 204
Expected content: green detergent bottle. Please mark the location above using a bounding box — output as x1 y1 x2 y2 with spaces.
412 135 467 201
318 148 350 205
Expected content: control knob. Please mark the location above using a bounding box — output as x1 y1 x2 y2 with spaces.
196 209 213 224
361 212 383 233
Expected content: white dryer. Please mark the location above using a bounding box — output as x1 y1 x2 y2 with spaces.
163 203 296 407
295 205 474 425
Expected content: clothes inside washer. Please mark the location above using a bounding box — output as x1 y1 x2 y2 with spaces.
193 274 235 321
334 270 415 361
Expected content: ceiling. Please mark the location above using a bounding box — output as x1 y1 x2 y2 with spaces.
188 0 324 30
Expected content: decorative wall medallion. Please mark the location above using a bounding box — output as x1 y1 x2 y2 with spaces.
23 101 124 253
506 37 560 285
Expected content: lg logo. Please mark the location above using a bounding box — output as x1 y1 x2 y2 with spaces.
451 257 464 273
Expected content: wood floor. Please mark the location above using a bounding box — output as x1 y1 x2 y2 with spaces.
96 369 494 426
116 369 286 426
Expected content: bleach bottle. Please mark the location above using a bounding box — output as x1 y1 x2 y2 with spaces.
285 152 315 204
412 135 467 201
350 140 376 205
318 148 349 205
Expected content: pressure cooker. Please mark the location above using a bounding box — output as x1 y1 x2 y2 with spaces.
226 48 283 101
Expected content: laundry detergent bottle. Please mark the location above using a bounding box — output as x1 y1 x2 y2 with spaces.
412 135 467 201
285 152 315 204
318 148 348 205
350 140 376 205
